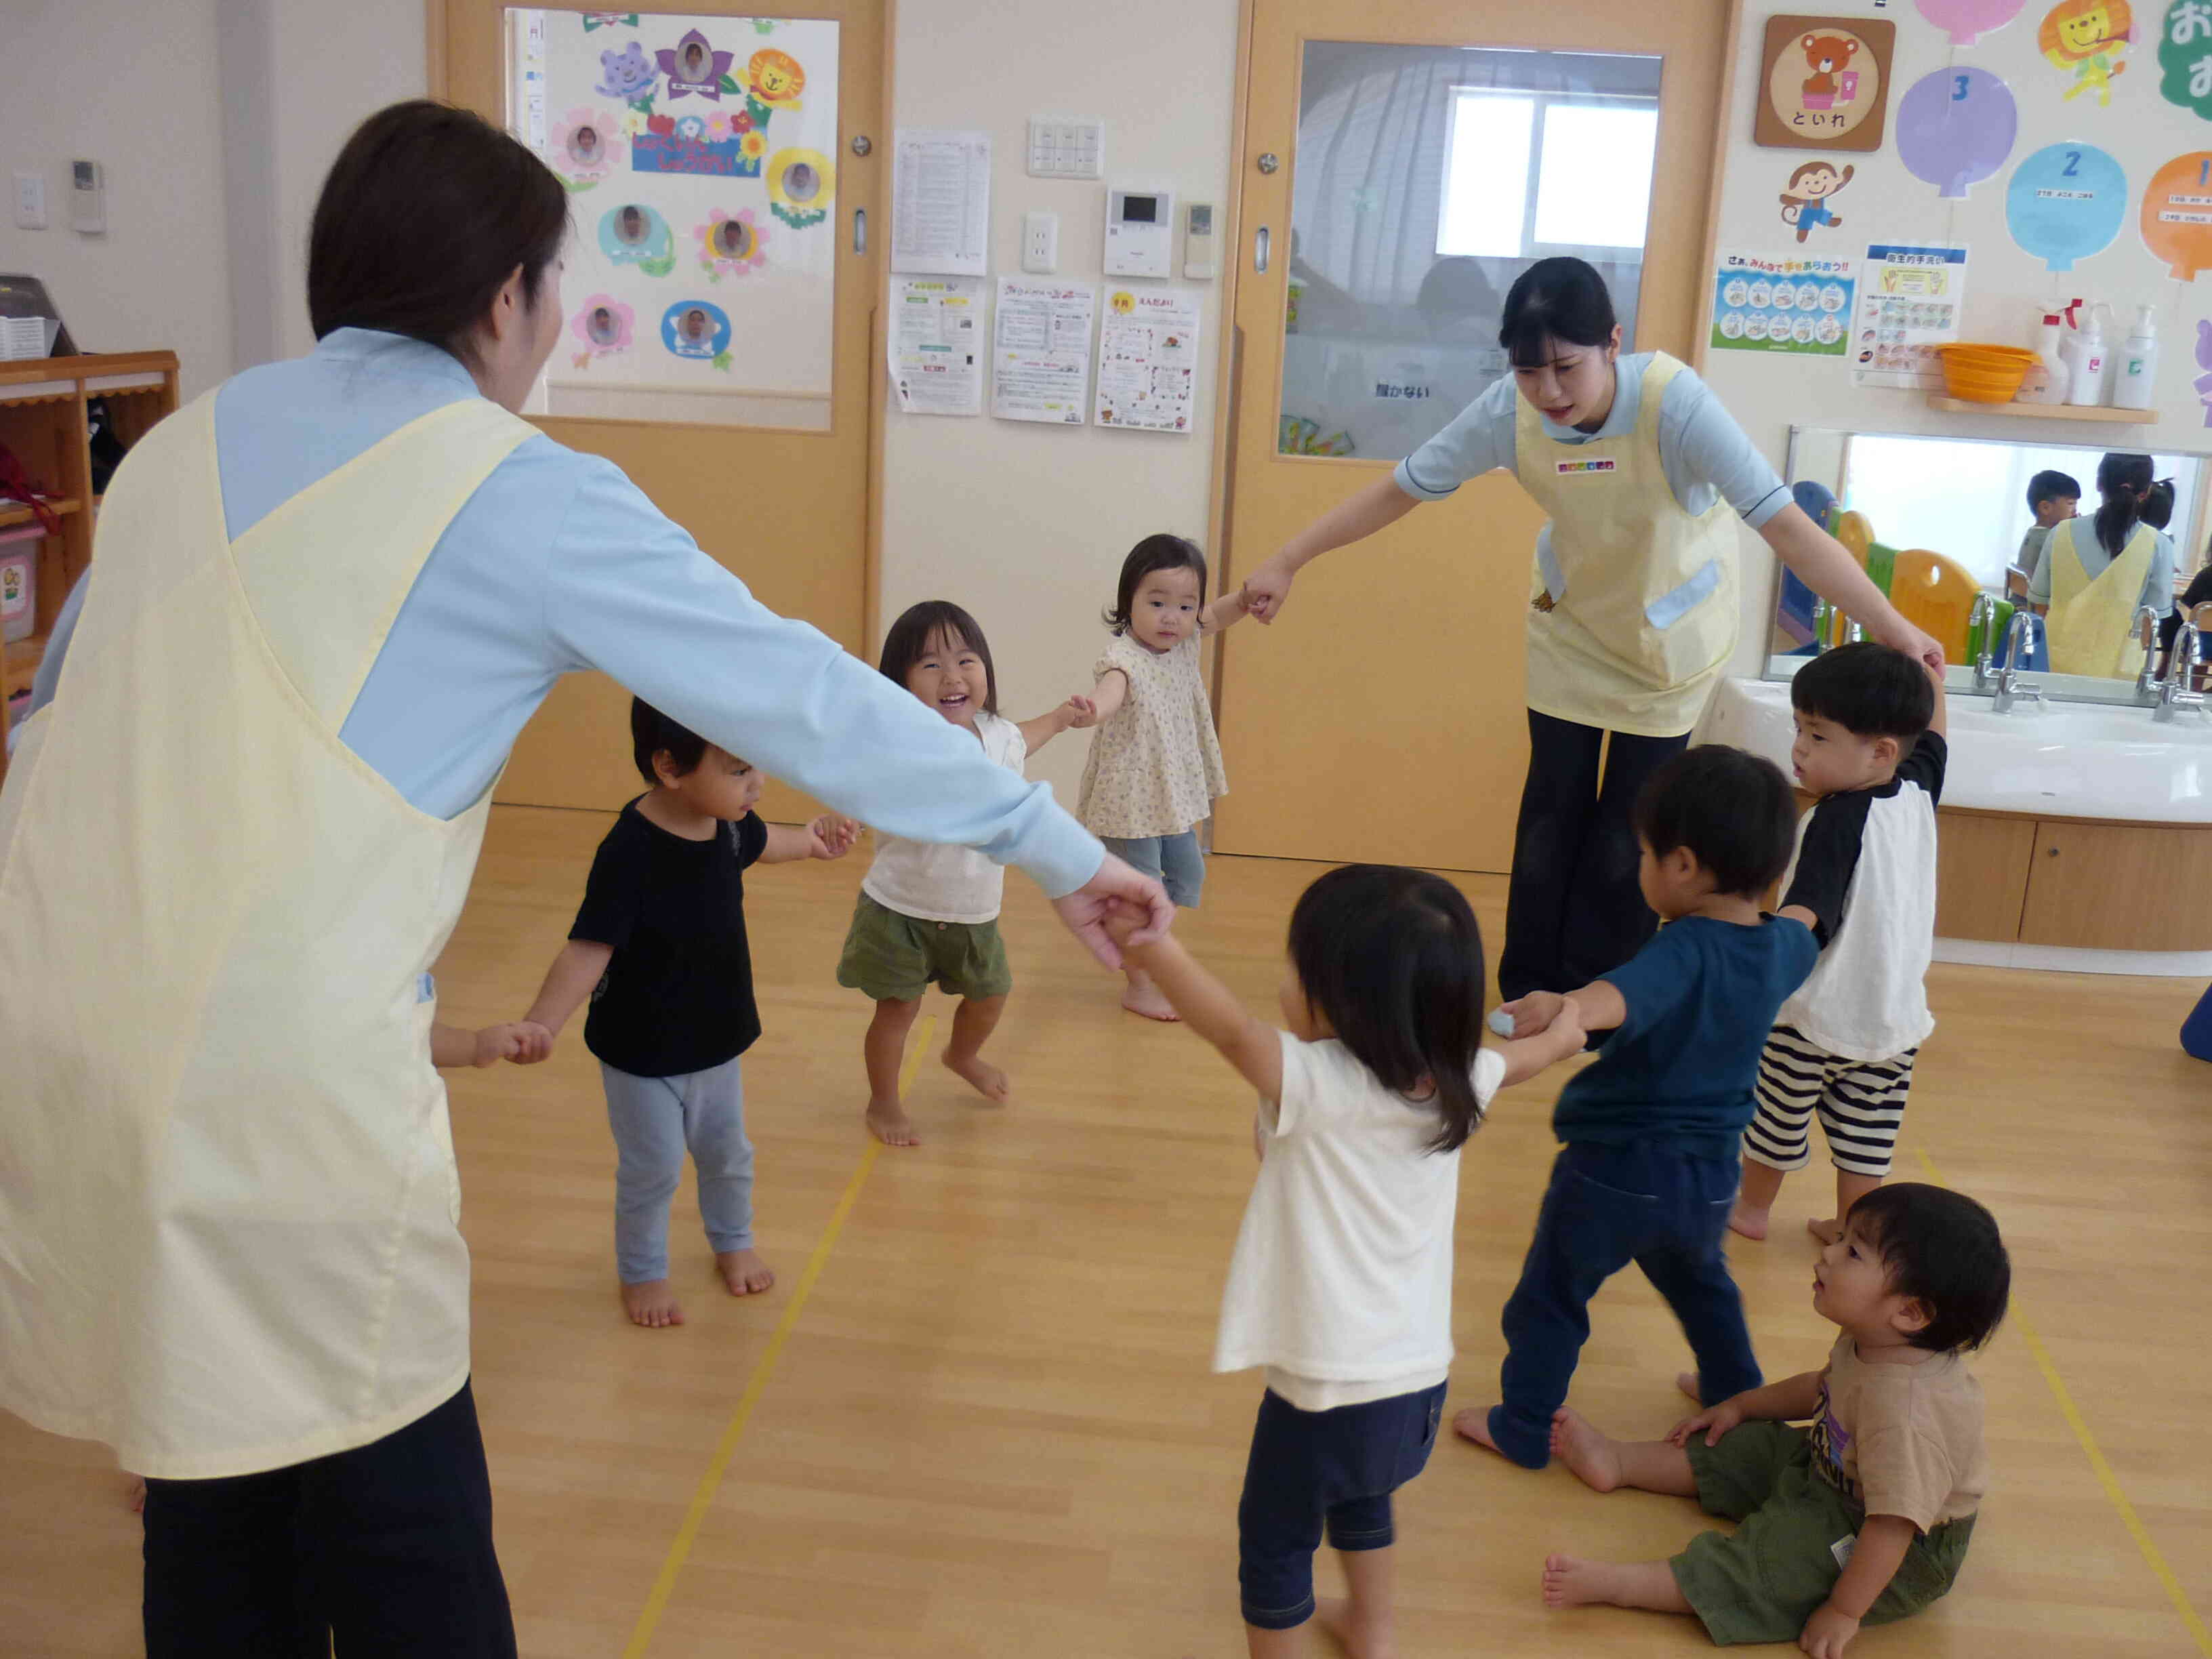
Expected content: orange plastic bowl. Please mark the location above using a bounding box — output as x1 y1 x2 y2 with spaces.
1936 343 2039 403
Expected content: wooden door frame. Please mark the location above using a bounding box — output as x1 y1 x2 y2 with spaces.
423 0 895 651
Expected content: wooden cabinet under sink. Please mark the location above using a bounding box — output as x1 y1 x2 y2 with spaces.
1936 808 2212 950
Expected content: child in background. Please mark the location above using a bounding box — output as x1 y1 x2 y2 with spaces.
1457 747 1816 1470
1735 645 1946 1246
1542 1184 2008 1656
2013 468 2079 596
1106 865 1585 1658
518 699 857 1328
1071 533 1250 1021
836 601 1091 1147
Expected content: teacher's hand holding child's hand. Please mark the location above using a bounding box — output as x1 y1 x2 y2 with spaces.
806 814 860 860
1053 853 1173 969
1243 554 1296 624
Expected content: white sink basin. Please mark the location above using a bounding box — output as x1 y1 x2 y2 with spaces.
1700 676 2212 825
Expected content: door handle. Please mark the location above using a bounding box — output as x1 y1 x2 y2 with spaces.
852 207 867 255
1254 225 1270 274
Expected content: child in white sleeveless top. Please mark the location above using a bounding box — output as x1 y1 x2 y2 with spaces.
1071 533 1250 1021
838 602 1090 1147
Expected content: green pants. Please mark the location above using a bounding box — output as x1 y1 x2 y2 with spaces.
1670 1422 1975 1646
836 892 1012 1002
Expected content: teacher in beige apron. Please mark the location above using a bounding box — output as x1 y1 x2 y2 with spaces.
2029 451 2173 678
0 102 1168 1656
1244 258 1938 1000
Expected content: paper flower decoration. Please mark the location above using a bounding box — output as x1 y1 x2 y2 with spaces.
768 149 834 228
547 107 623 188
569 295 636 367
675 115 708 141
697 208 769 279
740 130 768 164
657 28 735 100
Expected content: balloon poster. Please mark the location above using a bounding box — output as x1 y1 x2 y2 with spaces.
1917 0 2029 45
1896 68 2019 197
1754 15 1898 153
2142 152 2212 277
2005 142 2129 270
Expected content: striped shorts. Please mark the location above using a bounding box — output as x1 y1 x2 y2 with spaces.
1743 1025 1916 1179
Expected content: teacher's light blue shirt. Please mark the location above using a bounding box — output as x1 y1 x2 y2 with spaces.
33 329 1101 896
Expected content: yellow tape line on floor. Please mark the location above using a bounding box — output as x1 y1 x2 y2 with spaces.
621 1015 933 1658
1914 1148 2210 1657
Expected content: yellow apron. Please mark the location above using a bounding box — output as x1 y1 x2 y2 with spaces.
0 392 533 1478
2045 516 2153 678
1515 352 1740 737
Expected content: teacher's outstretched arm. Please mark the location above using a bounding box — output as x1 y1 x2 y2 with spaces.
1244 475 1420 623
1761 504 1945 670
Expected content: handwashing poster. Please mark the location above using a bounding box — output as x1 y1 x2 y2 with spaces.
1711 249 1856 357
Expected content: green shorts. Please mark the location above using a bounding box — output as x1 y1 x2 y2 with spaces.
1669 1422 1975 1646
836 892 1012 1002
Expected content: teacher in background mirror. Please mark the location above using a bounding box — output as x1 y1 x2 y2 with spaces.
1242 256 1940 1002
2029 453 2174 678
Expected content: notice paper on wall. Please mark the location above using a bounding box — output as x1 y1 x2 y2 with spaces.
1096 287 1202 434
1709 248 1855 358
890 129 991 277
1851 244 1969 389
993 278 1097 424
888 276 984 415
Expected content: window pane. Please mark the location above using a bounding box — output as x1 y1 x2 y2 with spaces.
1534 104 1657 248
1437 94 1534 259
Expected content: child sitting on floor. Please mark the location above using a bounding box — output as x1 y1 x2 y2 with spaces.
1542 1183 2009 1656
1457 746 1817 1470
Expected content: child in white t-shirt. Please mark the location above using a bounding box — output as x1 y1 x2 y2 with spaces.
1071 533 1249 1021
1107 865 1584 1657
838 601 1090 1147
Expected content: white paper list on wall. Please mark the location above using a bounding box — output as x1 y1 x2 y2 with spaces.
994 278 1097 424
890 130 991 278
1095 287 1201 434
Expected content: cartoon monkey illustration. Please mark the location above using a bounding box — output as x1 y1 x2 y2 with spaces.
1799 32 1860 102
1780 161 1854 243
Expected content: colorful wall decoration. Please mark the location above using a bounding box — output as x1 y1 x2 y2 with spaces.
2142 151 2212 274
1754 16 1899 153
1917 0 2029 47
516 9 840 417
2005 141 2130 269
1896 67 2020 197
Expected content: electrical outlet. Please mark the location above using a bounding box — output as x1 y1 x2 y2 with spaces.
1022 210 1059 274
12 173 46 230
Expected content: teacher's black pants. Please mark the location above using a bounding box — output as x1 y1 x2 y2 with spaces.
142 1378 516 1658
1498 710 1690 1003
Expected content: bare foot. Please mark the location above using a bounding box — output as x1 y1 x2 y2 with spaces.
1806 1216 1843 1245
1452 1404 1504 1454
942 1048 1010 1104
1315 1595 1394 1658
621 1279 685 1328
1121 981 1181 1022
1549 1409 1624 1493
1728 1200 1769 1242
1542 1553 1620 1610
865 1097 921 1147
1677 1370 1701 1404
716 1248 775 1296
125 1475 146 1515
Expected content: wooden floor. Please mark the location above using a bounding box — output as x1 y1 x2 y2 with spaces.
4 804 2209 1657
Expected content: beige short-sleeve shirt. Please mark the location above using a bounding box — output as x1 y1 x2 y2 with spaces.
1076 632 1227 839
1809 1332 1988 1530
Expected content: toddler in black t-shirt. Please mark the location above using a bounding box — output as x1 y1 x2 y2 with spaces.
516 699 856 1329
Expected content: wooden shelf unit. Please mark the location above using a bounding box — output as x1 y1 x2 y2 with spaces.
0 352 180 785
1926 394 2151 424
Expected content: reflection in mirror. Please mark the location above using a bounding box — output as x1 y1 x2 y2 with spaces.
1769 428 2212 705
1278 44 1661 458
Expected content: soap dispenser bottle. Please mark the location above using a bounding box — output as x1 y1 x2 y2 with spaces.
2067 303 2109 406
2020 309 2068 404
2113 304 2160 410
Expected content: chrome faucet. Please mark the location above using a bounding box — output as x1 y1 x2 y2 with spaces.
1994 610 2042 715
2135 605 2163 702
1969 593 2002 691
2155 611 2205 722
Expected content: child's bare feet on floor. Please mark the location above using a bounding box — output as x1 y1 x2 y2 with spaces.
1727 1200 1769 1241
1542 1553 1618 1609
1807 1215 1843 1245
865 1097 921 1147
1451 1405 1505 1455
1121 977 1180 1021
716 1248 775 1296
942 1048 1010 1104
1315 1595 1394 1658
621 1279 684 1328
1549 1409 1624 1492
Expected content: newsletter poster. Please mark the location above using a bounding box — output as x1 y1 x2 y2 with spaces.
993 278 1096 425
1095 287 1201 434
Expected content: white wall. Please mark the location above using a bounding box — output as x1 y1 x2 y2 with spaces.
0 0 233 397
880 0 1240 805
1699 1 2212 671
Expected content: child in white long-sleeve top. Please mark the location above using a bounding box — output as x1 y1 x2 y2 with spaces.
1106 865 1584 1658
1072 533 1249 1021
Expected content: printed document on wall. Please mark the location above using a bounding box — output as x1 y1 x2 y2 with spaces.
890 130 990 276
1095 287 1200 434
994 279 1096 424
888 275 984 415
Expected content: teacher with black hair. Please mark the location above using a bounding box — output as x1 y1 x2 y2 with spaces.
1244 258 1940 1001
0 101 1168 1653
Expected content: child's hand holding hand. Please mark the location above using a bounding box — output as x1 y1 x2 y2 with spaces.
1063 694 1100 730
806 814 861 860
474 1022 551 1068
1798 1603 1861 1658
1497 991 1567 1038
1668 1397 1746 1448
